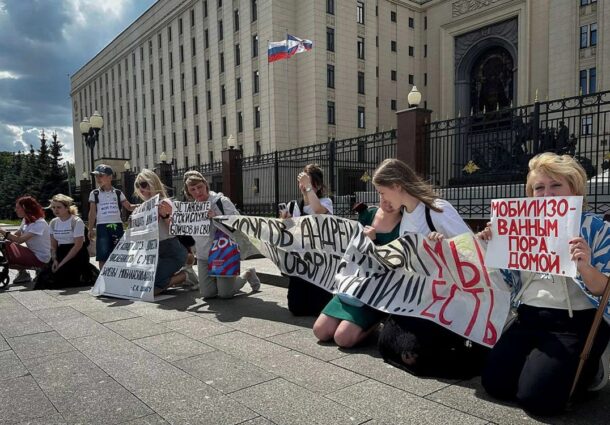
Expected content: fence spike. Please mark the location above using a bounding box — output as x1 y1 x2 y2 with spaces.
470 107 474 116
496 102 499 111
458 109 462 118
510 100 513 108
483 105 486 114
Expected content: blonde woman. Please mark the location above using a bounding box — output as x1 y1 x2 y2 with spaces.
134 169 187 295
183 170 260 299
478 153 610 415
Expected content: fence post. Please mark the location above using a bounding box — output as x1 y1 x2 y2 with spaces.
222 147 243 209
274 151 280 216
156 160 173 197
79 179 92 220
122 170 136 202
328 139 336 195
396 107 432 175
532 101 540 153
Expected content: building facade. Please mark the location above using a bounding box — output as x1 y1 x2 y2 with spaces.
71 0 607 180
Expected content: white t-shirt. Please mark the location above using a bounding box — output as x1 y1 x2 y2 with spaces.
520 272 593 311
50 216 85 245
290 197 334 217
19 218 51 263
88 188 126 225
399 199 470 238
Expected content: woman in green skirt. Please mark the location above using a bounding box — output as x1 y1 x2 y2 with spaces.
313 199 401 348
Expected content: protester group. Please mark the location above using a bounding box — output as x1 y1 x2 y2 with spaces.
1 152 609 416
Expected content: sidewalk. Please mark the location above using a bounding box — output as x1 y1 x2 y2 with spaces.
0 263 609 424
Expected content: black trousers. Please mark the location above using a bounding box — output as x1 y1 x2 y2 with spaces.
286 276 333 317
482 304 610 416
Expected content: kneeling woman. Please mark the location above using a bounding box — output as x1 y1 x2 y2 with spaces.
134 170 187 295
313 199 401 347
48 194 95 287
479 153 610 416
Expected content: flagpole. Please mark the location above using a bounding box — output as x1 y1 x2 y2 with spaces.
285 31 290 148
267 40 272 153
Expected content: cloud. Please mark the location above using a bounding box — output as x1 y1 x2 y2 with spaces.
0 70 18 79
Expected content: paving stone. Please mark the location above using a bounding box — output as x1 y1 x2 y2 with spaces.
10 290 63 311
267 329 350 362
125 304 193 323
164 316 233 340
50 315 114 339
234 417 277 425
14 413 68 424
256 350 366 394
327 379 486 424
8 331 75 360
82 306 141 323
104 316 171 340
232 378 370 425
223 313 305 338
120 414 169 425
426 376 610 425
134 331 215 362
175 350 276 394
0 375 57 424
0 350 28 381
33 306 84 324
331 350 455 397
204 330 291 367
0 335 9 351
0 316 52 338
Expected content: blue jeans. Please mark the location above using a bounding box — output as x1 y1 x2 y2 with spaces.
96 223 124 262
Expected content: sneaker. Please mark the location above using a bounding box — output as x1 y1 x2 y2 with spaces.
243 267 261 292
183 266 199 290
589 341 610 392
12 270 31 284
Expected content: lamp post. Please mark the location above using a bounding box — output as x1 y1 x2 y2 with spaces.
80 110 104 185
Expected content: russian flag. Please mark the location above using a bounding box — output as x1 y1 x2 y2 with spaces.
268 40 289 63
287 34 313 56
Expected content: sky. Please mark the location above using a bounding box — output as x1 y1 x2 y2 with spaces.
0 0 156 162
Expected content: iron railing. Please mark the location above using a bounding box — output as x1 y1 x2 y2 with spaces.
171 161 223 200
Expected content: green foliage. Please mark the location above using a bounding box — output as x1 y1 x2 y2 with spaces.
0 132 69 220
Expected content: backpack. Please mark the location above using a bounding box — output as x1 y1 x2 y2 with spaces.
214 197 240 216
424 206 436 233
92 188 123 212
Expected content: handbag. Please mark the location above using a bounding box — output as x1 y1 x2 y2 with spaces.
208 230 240 276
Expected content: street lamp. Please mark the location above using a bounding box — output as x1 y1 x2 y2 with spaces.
160 151 167 163
227 134 236 150
80 110 104 184
407 86 422 108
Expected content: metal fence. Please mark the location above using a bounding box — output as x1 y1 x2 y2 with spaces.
426 91 610 218
240 130 396 217
171 161 223 201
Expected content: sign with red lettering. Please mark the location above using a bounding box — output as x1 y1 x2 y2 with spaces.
485 196 582 277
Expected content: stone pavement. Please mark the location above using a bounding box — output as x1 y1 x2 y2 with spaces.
1 262 610 424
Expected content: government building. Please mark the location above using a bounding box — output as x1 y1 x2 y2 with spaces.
71 0 607 178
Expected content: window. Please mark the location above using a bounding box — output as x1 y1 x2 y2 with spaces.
591 23 597 46
158 33 162 48
327 101 336 124
581 115 592 135
221 85 226 105
252 34 259 57
391 70 396 81
193 66 198 85
235 44 241 65
168 25 172 42
238 111 243 132
194 96 199 114
408 74 414 85
172 132 177 148
327 0 334 14
222 116 227 136
251 0 257 22
192 37 196 56
408 46 414 56
179 18 183 35
424 73 428 86
580 25 588 48
424 16 427 29
391 99 396 110
580 69 587 95
357 37 365 59
159 58 163 74
170 79 174 95
218 20 223 40
220 52 225 73
206 60 210 79
196 125 200 144
181 72 185 91
207 90 212 109
204 0 208 16
424 44 427 57
208 121 213 139
182 101 186 119
357 72 365 94
254 106 261 128
180 45 184 62
327 27 335 51
391 41 397 52
327 64 335 88
391 11 396 22
409 17 414 28
218 0 222 8
589 67 596 93
190 9 195 26
236 77 242 99
234 9 240 31
169 51 173 69
183 129 188 146
357 106 365 128
356 1 364 24
205 30 209 48
253 71 260 94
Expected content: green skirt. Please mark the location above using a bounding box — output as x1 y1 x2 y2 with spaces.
321 295 386 331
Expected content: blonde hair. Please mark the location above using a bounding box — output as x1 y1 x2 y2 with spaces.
183 170 209 200
372 158 441 212
134 169 169 200
50 194 78 216
526 152 587 201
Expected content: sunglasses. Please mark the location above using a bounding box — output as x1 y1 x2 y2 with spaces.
135 181 149 189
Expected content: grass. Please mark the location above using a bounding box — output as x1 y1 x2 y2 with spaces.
0 219 21 226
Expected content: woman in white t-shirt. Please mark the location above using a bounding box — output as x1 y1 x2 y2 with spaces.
47 194 93 287
0 196 51 284
280 163 334 316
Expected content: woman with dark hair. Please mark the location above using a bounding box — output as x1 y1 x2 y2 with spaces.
0 196 51 284
280 163 334 316
371 159 488 379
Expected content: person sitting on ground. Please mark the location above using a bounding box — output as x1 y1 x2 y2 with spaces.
478 152 610 416
0 196 51 284
42 194 98 288
314 198 401 348
183 170 260 299
280 163 334 316
134 169 187 296
372 158 489 379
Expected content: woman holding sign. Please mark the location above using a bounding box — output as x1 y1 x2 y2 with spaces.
183 170 260 299
372 159 489 379
478 153 610 415
134 169 187 295
313 199 401 347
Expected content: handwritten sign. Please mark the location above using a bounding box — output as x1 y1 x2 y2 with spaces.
169 201 211 236
91 195 159 301
485 196 582 277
